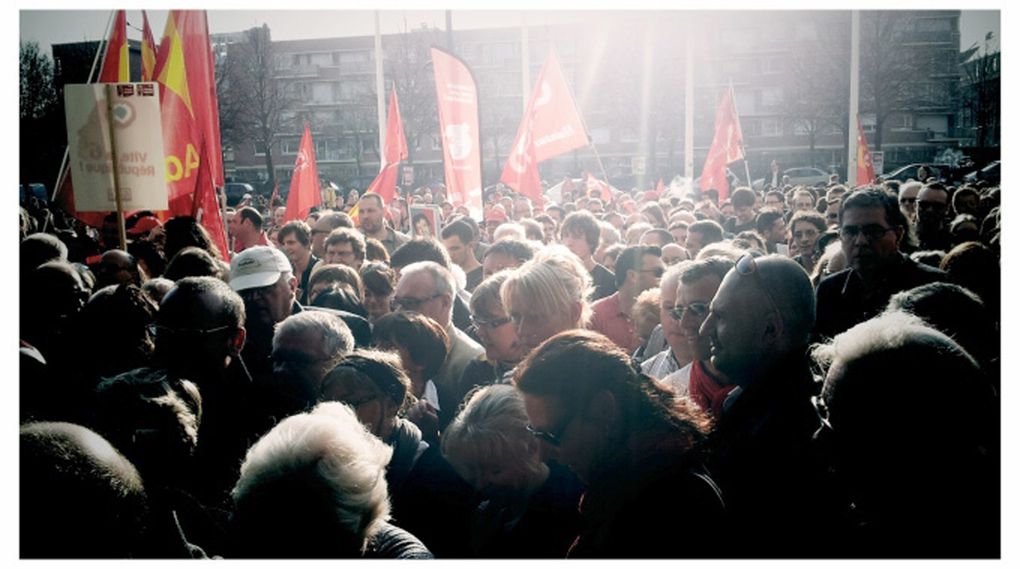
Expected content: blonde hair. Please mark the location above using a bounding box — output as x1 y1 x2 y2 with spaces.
501 245 593 330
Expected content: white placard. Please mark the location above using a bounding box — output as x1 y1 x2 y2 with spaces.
871 151 884 176
64 82 167 212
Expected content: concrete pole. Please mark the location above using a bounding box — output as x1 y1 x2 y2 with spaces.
374 11 386 170
848 10 860 186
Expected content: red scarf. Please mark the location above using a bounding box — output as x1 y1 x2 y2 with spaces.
689 360 736 417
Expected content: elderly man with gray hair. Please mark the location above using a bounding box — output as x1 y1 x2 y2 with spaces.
229 402 432 558
812 311 997 557
393 261 483 407
268 310 355 418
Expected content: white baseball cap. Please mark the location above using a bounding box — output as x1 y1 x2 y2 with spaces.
229 246 291 292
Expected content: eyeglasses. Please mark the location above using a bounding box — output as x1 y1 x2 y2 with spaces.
526 418 572 447
391 293 444 311
639 266 665 278
470 315 513 330
669 302 710 321
310 229 331 236
735 254 783 323
838 224 895 242
898 197 917 205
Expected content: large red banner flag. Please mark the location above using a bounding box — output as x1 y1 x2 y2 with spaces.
500 108 543 207
699 86 745 201
364 86 408 205
141 11 158 82
431 47 483 217
856 114 876 186
517 50 589 162
153 10 228 258
53 9 130 229
284 124 323 223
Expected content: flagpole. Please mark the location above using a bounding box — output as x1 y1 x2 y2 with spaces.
521 13 530 114
374 11 386 172
848 10 861 186
684 20 694 182
53 10 118 201
105 89 128 251
726 80 752 188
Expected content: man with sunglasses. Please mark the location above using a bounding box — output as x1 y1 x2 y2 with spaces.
815 188 945 341
699 253 837 556
589 245 665 353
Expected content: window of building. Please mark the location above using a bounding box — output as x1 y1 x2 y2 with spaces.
760 118 782 136
860 113 877 133
744 119 761 136
281 138 302 155
759 87 783 108
888 113 913 131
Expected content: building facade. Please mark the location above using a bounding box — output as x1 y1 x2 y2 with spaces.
223 10 967 192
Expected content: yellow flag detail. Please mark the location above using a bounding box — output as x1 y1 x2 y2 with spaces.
157 16 194 118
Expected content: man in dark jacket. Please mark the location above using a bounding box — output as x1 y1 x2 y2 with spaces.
700 254 838 557
814 188 945 340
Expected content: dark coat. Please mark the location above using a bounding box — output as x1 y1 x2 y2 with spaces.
814 253 946 341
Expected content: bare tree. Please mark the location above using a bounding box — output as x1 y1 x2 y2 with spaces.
218 24 297 191
386 23 442 165
960 32 999 149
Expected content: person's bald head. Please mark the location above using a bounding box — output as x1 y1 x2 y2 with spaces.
21 421 147 558
701 255 815 384
311 212 354 257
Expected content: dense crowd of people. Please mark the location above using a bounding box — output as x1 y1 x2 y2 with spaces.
19 169 1000 558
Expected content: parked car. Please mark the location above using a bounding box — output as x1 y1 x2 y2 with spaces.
224 182 256 207
752 167 830 191
19 183 48 205
963 160 1000 186
878 163 946 184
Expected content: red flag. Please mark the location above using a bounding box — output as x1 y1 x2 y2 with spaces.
364 87 408 205
699 86 745 201
153 10 228 257
507 51 589 164
500 110 542 207
141 11 158 82
53 10 130 229
283 124 322 223
431 47 483 217
99 10 129 82
856 115 876 186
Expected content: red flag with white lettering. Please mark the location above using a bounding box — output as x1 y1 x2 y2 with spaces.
856 114 876 186
512 51 589 163
364 87 408 205
699 86 745 201
500 108 543 207
431 47 483 217
283 124 322 222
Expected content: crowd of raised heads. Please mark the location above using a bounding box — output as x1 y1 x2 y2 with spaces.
20 169 1000 558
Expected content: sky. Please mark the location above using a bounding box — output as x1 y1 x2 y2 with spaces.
19 7 1001 56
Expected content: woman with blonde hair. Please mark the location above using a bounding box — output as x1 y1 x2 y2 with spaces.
500 245 593 354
